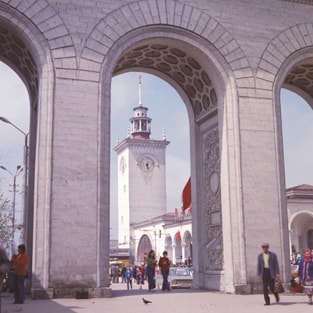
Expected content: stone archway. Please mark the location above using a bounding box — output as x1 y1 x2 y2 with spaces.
0 5 55 297
99 19 240 290
137 234 152 264
183 230 192 265
3 0 308 298
164 235 173 262
289 211 313 253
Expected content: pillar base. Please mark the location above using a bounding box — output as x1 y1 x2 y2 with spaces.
233 284 252 294
31 288 54 299
31 287 112 299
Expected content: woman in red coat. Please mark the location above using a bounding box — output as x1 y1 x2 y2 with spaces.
12 244 28 304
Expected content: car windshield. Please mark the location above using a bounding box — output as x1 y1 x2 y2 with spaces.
170 268 191 276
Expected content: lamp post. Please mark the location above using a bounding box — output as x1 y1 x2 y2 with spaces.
0 165 23 255
0 116 29 242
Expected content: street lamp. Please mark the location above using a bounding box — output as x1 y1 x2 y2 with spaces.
0 116 29 242
0 165 23 255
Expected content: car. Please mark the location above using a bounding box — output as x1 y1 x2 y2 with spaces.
155 267 193 289
168 267 193 289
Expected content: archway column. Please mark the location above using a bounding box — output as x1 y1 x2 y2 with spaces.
32 78 111 298
222 94 289 293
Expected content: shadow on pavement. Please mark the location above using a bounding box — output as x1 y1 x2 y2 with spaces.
110 282 208 298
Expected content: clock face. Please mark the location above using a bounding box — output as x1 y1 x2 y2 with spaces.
139 156 155 173
119 156 126 173
209 171 219 193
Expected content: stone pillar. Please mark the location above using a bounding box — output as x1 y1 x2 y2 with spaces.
31 78 111 298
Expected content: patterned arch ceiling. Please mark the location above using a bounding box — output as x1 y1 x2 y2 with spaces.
0 24 38 109
0 21 312 112
114 44 218 121
284 63 313 101
114 44 313 113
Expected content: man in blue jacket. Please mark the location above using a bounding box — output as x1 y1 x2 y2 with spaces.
257 242 280 305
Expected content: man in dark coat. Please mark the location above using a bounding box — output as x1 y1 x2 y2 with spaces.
257 242 280 305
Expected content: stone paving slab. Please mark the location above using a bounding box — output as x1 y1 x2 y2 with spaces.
1 283 311 313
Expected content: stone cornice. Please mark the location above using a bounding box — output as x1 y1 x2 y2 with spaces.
283 0 313 5
114 138 170 153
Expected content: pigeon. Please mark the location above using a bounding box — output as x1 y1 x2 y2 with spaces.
142 298 152 304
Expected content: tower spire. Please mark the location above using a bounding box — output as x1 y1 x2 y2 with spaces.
129 74 151 140
138 75 142 106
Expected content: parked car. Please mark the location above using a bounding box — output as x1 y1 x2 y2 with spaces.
156 267 193 289
169 267 193 289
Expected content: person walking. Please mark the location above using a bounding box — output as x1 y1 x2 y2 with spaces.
12 244 28 304
146 250 157 291
257 242 280 305
158 251 171 291
125 266 134 290
298 248 313 304
0 246 10 313
136 264 145 289
121 265 127 283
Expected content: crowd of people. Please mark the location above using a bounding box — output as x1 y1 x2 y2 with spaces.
110 250 191 291
3 242 313 307
257 242 313 306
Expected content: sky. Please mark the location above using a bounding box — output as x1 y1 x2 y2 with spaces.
1 62 313 240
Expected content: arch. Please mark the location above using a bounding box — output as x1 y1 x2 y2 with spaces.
1 0 76 75
85 4 248 291
97 12 244 290
289 210 313 253
258 22 313 107
164 235 173 261
81 0 250 78
289 210 313 230
182 230 192 265
137 234 153 263
263 24 313 285
0 2 55 297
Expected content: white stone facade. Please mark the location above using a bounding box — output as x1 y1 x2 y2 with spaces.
0 0 312 297
288 185 313 254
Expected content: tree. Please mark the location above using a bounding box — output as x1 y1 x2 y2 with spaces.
0 191 13 250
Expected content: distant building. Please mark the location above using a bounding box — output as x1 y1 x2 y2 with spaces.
113 76 170 263
113 77 313 266
287 184 313 254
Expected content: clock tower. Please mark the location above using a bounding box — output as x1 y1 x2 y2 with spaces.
114 76 170 253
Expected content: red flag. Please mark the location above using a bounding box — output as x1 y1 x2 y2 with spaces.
182 177 191 212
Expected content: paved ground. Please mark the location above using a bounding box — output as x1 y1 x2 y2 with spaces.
1 283 312 313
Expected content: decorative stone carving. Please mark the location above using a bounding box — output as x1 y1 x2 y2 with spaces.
0 25 38 108
203 126 223 271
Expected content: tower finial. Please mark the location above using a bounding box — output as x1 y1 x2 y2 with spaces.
138 74 142 106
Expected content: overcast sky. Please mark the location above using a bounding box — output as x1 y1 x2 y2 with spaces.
1 62 313 239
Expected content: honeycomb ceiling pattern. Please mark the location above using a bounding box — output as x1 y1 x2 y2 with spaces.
0 24 38 108
0 22 311 114
284 63 313 99
114 44 218 120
